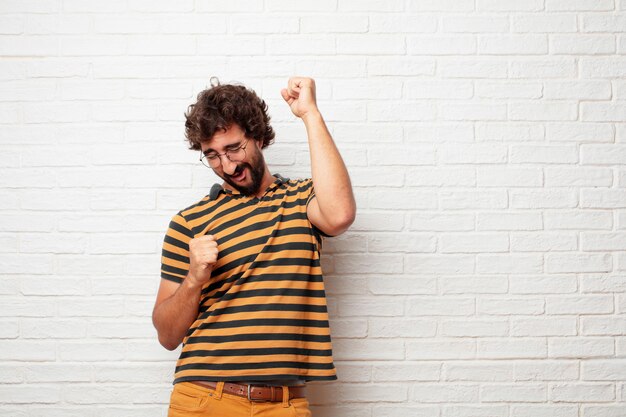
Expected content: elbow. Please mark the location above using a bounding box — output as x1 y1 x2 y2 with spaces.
325 208 356 236
158 334 181 351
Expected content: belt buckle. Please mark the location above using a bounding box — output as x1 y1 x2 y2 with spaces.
246 384 266 402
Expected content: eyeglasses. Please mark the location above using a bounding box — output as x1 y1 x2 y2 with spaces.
199 139 249 168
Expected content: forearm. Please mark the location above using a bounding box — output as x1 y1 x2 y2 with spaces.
302 111 356 224
152 279 202 350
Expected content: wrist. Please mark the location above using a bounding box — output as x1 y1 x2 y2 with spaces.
184 274 203 291
301 109 322 125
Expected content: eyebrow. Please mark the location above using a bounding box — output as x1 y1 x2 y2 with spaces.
203 140 243 155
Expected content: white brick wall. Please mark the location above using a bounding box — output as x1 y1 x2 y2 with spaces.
1 1 625 416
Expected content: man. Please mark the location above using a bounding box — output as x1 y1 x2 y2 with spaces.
152 77 356 416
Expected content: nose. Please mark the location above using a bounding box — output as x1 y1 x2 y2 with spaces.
220 155 237 175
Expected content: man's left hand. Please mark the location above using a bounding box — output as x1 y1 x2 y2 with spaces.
281 77 319 119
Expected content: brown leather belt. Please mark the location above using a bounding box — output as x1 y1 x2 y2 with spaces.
189 380 306 402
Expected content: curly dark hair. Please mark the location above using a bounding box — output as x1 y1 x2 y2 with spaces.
184 82 275 151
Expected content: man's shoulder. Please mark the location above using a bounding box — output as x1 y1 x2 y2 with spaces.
175 191 217 221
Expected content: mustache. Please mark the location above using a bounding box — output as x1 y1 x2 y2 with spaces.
225 164 246 178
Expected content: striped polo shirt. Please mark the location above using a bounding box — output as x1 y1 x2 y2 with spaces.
160 175 337 384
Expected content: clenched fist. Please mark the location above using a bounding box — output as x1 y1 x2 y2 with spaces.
187 235 219 287
280 77 319 120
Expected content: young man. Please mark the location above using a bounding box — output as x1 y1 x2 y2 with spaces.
152 77 356 416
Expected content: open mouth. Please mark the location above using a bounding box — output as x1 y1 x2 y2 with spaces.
229 166 247 183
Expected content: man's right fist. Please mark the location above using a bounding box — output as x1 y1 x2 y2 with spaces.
187 235 219 287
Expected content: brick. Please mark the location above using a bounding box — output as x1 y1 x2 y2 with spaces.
0 254 54 275
478 338 547 359
439 144 507 164
481 384 546 402
580 57 626 78
412 384 478 403
510 58 577 78
407 339 476 360
369 145 435 165
443 16 509 33
408 35 476 55
338 35 405 55
546 253 612 273
476 254 543 274
581 274 626 293
196 0 262 12
546 0 614 11
338 297 404 317
406 255 475 274
549 383 614 402
510 233 577 252
0 385 61 404
369 276 437 295
511 405 578 417
510 275 578 294
441 190 508 209
544 81 611 100
511 317 577 336
582 232 626 251
369 190 437 209
445 362 513 382
24 14 91 35
301 14 367 33
21 276 88 296
370 14 437 33
58 341 126 362
583 15 626 32
581 317 626 336
551 35 616 55
333 339 404 360
368 233 436 253
441 319 508 337
444 405 510 417
582 360 626 381
408 297 474 316
368 101 436 122
510 102 577 121
515 360 579 381
582 103 626 122
409 0 474 11
0 341 56 361
439 58 508 78
440 276 508 295
545 210 612 230
581 189 626 208
63 0 125 12
268 35 335 55
512 14 578 33
404 80 473 99
477 212 542 231
440 102 507 121
581 145 626 165
477 167 542 187
369 318 436 338
0 319 18 338
21 319 87 339
511 189 578 209
374 363 440 382
545 167 612 187
479 35 548 55
367 57 434 76
546 122 614 143
406 167 476 187
478 298 544 315
476 81 542 99
440 233 509 253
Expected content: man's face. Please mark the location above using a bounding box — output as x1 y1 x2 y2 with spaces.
201 124 267 196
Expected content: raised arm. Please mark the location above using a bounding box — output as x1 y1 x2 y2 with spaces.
281 77 356 236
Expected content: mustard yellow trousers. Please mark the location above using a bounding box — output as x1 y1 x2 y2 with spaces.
168 381 312 417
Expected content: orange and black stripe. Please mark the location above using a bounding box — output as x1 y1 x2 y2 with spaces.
160 175 337 384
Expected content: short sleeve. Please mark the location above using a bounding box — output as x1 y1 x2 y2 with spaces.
301 178 333 239
160 211 193 284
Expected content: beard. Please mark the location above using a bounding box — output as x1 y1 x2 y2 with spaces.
221 148 266 196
